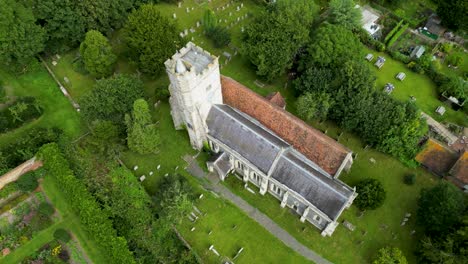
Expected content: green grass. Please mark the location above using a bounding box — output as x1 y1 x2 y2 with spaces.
391 0 437 27
365 48 467 127
0 65 84 147
222 118 438 263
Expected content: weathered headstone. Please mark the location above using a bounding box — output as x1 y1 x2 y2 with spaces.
149 171 154 176
178 2 181 8
157 164 161 170
186 7 190 13
133 165 139 171
139 175 146 182
52 61 58 66
196 21 200 27
64 76 70 83
190 227 196 231
209 245 220 256
173 13 177 19
236 6 240 11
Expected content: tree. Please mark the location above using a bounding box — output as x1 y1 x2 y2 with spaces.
304 23 364 68
38 202 55 216
0 0 46 69
80 30 117 78
417 182 465 235
440 76 467 102
125 99 160 154
436 0 468 31
124 4 184 75
202 9 217 32
87 120 123 158
17 171 39 192
80 74 144 126
373 246 408 264
206 26 231 48
293 66 336 93
355 178 386 210
242 0 318 81
296 91 331 121
328 0 362 30
54 229 71 243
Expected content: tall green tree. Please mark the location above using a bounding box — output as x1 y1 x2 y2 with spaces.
354 178 386 210
125 99 160 154
296 91 331 121
202 9 217 32
328 0 362 30
80 74 144 126
80 30 117 78
242 0 318 81
373 246 408 264
124 4 183 75
0 0 46 69
436 0 468 31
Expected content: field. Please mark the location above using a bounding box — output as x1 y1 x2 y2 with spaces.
365 48 467 127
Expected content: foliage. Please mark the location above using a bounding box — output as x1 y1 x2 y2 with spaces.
38 202 55 216
384 20 404 44
0 97 43 133
125 99 160 154
293 66 336 93
53 228 71 243
296 91 331 121
124 4 184 75
242 0 318 81
388 50 410 64
16 171 39 192
87 120 123 158
79 30 117 78
202 9 217 32
386 24 408 47
80 74 144 126
403 174 416 185
354 178 386 210
355 28 386 51
373 246 408 264
416 214 468 263
417 182 465 235
436 0 468 31
0 182 19 199
0 0 46 70
439 76 467 102
37 143 135 264
304 23 364 68
327 0 362 30
206 26 231 48
446 52 464 67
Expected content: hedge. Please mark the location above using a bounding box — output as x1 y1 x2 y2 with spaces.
384 20 404 44
387 23 409 47
38 143 135 264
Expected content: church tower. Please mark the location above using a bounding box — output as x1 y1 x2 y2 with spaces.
165 42 223 150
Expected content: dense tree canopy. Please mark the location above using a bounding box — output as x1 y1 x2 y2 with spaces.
436 0 468 31
80 30 117 78
0 0 46 69
304 23 364 68
327 0 362 30
296 91 331 121
373 247 408 264
80 74 144 126
125 99 160 154
242 0 318 81
417 182 465 235
354 178 386 210
124 4 183 76
439 76 467 102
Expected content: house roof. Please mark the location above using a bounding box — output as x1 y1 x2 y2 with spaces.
221 76 351 176
450 151 468 185
416 139 458 176
265 92 286 108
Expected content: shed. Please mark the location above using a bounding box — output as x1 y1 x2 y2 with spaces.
396 72 406 81
410 46 425 59
435 106 446 115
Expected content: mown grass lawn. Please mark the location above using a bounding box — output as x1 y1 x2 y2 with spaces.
365 48 467 127
222 116 438 264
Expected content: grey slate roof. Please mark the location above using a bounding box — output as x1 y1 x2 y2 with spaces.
212 152 233 176
271 151 354 220
206 104 354 220
206 105 288 174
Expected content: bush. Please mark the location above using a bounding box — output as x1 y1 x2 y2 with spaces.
16 171 38 192
389 50 410 64
384 20 404 44
38 202 55 216
403 174 416 185
354 178 386 210
53 228 71 243
0 96 42 133
206 26 231 48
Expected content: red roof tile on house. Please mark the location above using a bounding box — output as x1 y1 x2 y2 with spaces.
221 76 351 176
265 92 286 109
450 151 468 185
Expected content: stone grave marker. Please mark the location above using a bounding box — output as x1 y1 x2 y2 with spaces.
52 61 58 66
139 175 146 182
133 165 138 171
64 76 70 83
173 13 177 19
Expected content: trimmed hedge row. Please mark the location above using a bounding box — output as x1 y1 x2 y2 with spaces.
38 143 135 264
384 20 404 44
387 23 409 47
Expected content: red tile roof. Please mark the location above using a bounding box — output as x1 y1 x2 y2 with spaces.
221 76 351 176
265 92 286 109
450 151 468 184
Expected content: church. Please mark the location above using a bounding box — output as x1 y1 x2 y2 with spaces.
165 42 357 236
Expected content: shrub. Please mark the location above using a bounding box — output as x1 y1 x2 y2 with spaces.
355 178 386 210
403 174 416 185
53 228 71 243
384 20 404 44
16 171 38 192
389 50 410 64
206 26 231 48
38 202 54 216
0 97 42 133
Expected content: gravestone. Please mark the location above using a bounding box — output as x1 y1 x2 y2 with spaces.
342 220 355 231
190 227 196 231
190 28 195 33
241 27 244 32
52 61 58 66
139 175 146 182
178 2 181 8
229 12 232 16
180 32 184 38
209 245 220 256
149 171 153 176
198 194 204 199
196 21 200 27
55 54 61 60
186 7 190 13
184 29 188 35
133 165 138 171
64 76 70 83
157 165 161 170
236 6 240 11
173 13 177 19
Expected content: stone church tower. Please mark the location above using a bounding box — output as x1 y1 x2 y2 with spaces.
165 42 223 150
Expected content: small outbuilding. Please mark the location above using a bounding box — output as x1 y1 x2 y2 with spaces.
365 53 374 61
396 72 406 81
435 106 446 115
410 46 425 59
374 56 386 69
